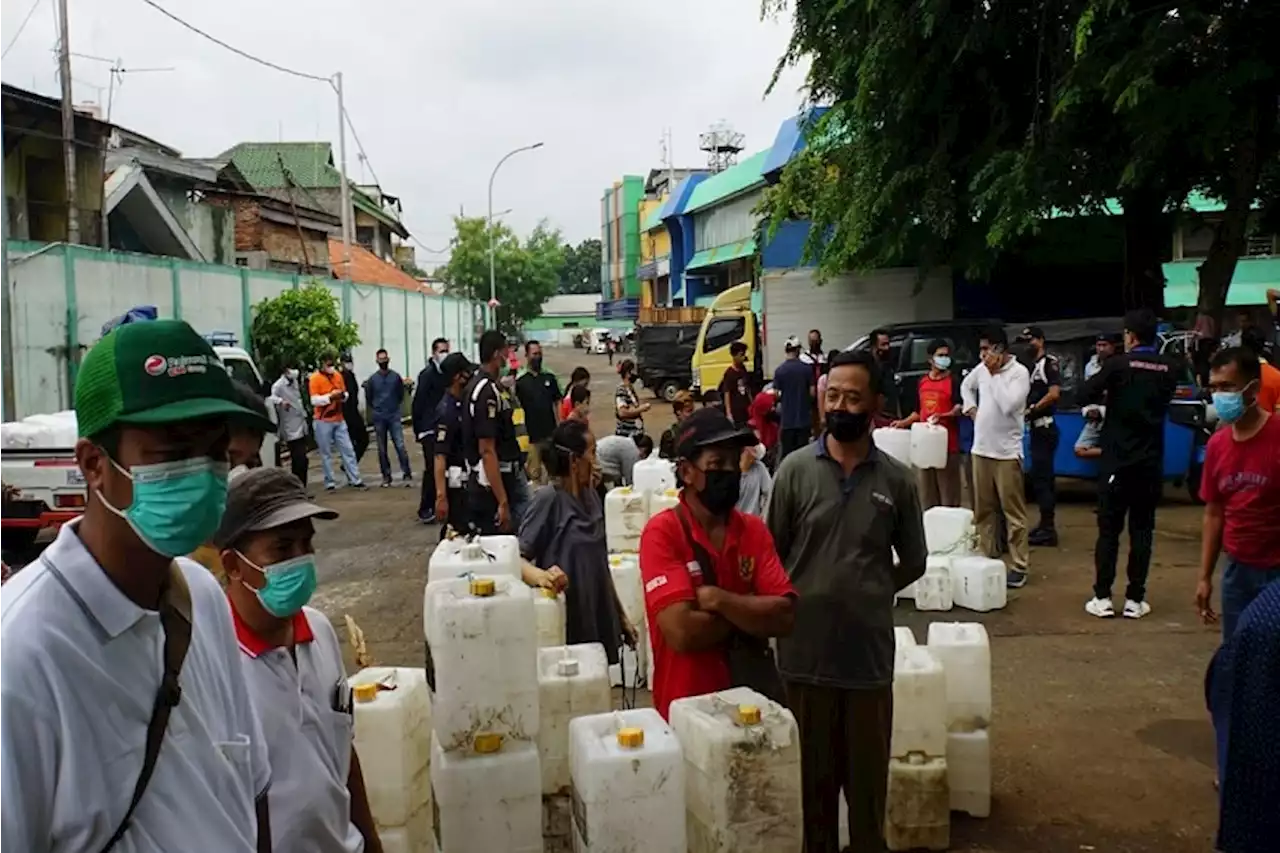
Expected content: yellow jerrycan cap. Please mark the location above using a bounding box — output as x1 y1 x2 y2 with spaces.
353 683 379 704
474 732 503 754
470 577 497 597
616 727 645 749
736 704 762 726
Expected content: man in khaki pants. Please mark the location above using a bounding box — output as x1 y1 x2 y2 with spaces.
961 326 1032 587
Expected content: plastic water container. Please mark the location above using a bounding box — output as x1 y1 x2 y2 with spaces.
633 457 677 494
537 644 611 795
894 626 917 656
605 487 650 552
872 427 912 466
427 534 521 585
608 554 647 687
950 556 1008 612
909 423 948 469
891 646 947 759
568 709 686 852
913 564 953 612
348 667 432 839
649 487 681 518
423 575 539 750
885 754 950 851
430 731 542 853
375 805 434 853
925 622 992 731
923 507 975 556
947 729 991 817
535 588 567 648
668 688 803 853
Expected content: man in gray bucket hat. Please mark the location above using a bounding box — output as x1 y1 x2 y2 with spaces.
213 467 384 853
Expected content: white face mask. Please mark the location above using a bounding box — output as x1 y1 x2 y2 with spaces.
285 368 299 380
434 351 449 366
229 464 250 482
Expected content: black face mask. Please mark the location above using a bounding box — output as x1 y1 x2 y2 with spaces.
377 361 389 370
529 357 543 371
827 410 871 443
696 469 740 516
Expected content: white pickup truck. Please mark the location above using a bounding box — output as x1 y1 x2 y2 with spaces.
1 343 273 554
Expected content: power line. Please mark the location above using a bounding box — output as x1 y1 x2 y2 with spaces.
341 106 381 187
137 0 330 83
2 0 45 59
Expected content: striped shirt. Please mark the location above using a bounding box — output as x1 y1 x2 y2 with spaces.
615 382 644 437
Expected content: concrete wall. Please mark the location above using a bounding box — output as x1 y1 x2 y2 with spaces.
4 241 483 418
152 183 235 264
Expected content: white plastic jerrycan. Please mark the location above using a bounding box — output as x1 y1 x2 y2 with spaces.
872 427 912 466
604 486 650 552
909 422 948 469
348 667 432 830
536 643 611 795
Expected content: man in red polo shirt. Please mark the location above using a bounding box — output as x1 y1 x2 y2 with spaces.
639 407 797 719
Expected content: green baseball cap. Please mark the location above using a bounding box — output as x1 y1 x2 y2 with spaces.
75 319 274 438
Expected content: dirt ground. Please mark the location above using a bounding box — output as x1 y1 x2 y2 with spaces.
304 346 1221 853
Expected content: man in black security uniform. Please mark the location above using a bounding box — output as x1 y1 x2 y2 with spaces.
462 330 523 534
1082 308 1179 620
1020 325 1062 547
432 352 473 535
413 337 452 523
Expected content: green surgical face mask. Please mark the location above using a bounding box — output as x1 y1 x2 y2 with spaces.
99 456 229 557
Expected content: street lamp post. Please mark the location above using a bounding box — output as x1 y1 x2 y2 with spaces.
487 142 543 328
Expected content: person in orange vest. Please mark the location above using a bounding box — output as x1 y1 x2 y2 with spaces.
309 353 368 491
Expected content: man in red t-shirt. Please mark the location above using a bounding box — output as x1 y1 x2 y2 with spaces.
1196 346 1280 639
638 407 797 719
892 339 962 507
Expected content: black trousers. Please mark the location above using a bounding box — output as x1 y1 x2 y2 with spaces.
440 486 467 538
466 474 519 536
779 427 810 462
286 437 308 487
1029 424 1059 529
417 436 436 520
1094 466 1162 602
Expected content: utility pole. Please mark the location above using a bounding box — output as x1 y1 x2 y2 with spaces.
334 72 353 281
487 142 543 328
56 0 79 245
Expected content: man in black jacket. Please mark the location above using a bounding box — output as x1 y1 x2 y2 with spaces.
1082 309 1179 620
412 337 451 522
340 355 369 462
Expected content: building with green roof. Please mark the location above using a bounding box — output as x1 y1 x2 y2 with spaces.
219 142 409 267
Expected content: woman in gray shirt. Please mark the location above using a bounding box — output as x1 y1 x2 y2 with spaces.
519 420 636 664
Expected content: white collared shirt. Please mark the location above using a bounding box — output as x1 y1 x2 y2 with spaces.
961 358 1031 460
233 604 363 853
1 522 270 853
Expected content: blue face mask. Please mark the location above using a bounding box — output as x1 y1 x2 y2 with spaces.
934 355 952 370
100 456 229 557
1213 386 1253 425
240 553 318 617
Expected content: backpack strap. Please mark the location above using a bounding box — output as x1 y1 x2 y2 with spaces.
673 504 719 587
100 562 193 853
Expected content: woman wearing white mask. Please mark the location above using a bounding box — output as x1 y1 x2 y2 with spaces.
272 360 311 486
216 468 383 853
735 443 773 517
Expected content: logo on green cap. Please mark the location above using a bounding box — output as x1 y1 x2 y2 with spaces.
143 352 213 378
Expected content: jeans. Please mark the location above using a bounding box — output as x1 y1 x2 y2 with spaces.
1220 558 1280 640
374 417 413 482
314 419 363 488
1093 466 1161 602
286 437 308 487
1029 424 1059 529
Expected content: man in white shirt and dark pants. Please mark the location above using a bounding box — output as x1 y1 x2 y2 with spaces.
271 361 310 487
962 325 1033 588
2 319 274 853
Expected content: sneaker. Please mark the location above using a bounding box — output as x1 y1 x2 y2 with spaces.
1085 597 1115 618
418 513 437 525
1123 599 1151 619
324 484 337 492
1006 568 1028 589
380 480 392 488
1028 528 1058 547
352 482 369 491
402 473 414 486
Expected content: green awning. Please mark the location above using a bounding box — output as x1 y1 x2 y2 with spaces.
687 238 757 271
1163 257 1280 307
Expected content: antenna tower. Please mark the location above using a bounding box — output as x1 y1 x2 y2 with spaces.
698 120 744 173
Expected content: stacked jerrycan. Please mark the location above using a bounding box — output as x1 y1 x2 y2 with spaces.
535 643 612 796
927 622 993 818
887 640 950 851
348 667 434 853
568 708 686 852
920 507 1008 613
604 486 649 552
424 568 542 853
606 553 646 688
668 687 803 853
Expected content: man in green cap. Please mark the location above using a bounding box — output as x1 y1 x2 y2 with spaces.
1 319 276 852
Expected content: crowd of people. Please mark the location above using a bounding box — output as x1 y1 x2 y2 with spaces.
2 303 1276 852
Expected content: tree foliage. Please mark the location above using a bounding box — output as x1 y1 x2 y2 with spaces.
439 216 565 333
558 238 603 294
763 0 1279 327
249 283 360 380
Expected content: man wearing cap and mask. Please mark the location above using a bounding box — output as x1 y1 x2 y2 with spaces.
638 407 797 721
214 468 382 853
2 319 275 852
1019 325 1062 547
768 348 927 853
433 352 474 533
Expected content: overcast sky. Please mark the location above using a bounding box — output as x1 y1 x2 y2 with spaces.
2 0 810 259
